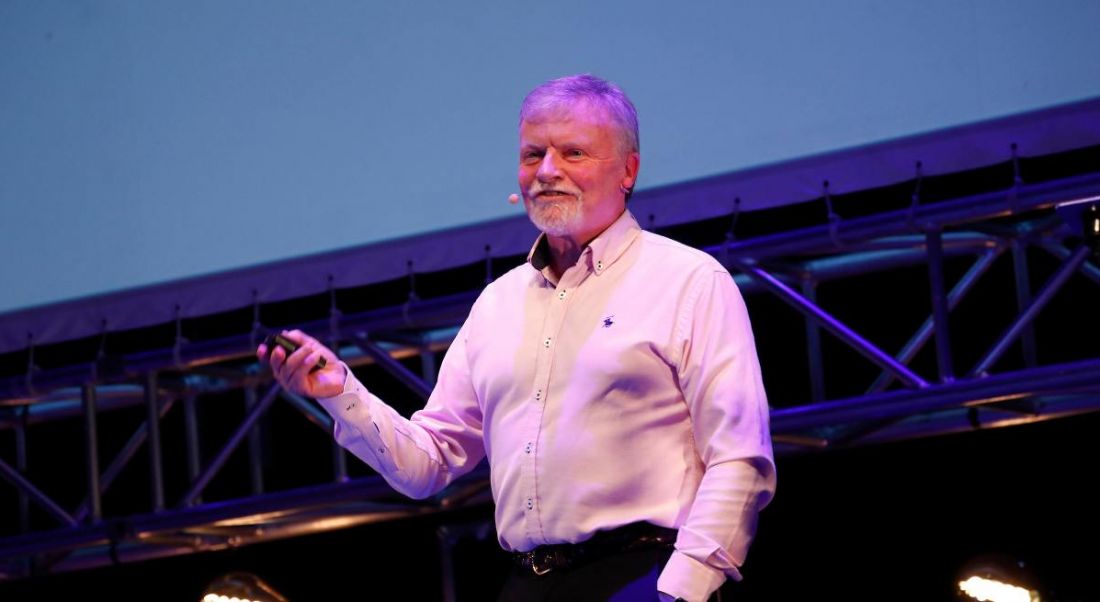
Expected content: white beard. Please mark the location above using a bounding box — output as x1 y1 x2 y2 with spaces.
527 194 584 237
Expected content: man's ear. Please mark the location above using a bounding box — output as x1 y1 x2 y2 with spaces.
622 151 640 190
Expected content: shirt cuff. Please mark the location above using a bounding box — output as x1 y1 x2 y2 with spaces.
316 361 356 398
315 361 367 420
657 550 728 602
313 364 403 476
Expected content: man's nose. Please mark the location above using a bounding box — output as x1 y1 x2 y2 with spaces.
536 150 563 181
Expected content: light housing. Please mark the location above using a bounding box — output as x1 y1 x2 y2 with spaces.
957 555 1041 602
200 571 289 602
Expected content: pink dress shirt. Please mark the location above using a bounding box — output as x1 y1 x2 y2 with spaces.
318 209 776 601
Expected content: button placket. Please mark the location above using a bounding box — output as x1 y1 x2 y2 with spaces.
522 269 582 539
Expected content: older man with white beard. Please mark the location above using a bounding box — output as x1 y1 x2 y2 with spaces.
261 74 775 602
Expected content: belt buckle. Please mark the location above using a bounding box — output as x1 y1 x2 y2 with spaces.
531 556 553 576
525 549 557 576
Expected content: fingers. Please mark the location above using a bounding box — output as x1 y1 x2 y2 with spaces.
282 329 313 347
273 333 309 385
266 329 314 374
260 330 341 397
281 340 318 384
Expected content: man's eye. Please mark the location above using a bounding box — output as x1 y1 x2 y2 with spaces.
565 149 585 158
522 151 543 162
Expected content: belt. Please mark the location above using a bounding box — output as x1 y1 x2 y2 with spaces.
513 522 677 576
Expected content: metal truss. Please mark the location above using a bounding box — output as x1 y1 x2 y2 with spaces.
1 171 1098 584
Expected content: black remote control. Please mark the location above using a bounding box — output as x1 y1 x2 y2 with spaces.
264 333 327 373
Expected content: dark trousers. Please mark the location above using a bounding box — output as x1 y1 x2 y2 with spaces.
497 546 676 602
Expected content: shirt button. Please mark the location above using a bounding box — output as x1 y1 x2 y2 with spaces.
558 290 567 300
525 442 532 454
535 389 542 400
526 498 534 510
596 260 603 271
543 337 551 348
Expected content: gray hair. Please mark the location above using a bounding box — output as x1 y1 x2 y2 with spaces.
519 74 640 157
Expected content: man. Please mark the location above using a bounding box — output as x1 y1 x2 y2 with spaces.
260 74 775 601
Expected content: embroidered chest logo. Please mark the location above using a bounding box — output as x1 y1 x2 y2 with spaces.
602 315 615 328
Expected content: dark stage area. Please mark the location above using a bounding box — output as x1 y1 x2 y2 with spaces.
0 410 1095 601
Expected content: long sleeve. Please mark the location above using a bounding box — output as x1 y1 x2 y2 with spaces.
315 321 486 500
657 269 777 601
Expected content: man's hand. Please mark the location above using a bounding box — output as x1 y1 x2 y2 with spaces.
256 329 346 399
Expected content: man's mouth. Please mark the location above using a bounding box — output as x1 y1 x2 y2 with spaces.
534 190 574 200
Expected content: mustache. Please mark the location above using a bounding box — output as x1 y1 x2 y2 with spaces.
526 185 581 199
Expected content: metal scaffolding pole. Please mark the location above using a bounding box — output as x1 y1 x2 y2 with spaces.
177 383 281 508
81 383 101 523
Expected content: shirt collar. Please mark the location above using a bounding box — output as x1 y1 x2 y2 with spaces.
526 209 641 278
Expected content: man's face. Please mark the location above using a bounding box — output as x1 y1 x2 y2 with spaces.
518 102 639 243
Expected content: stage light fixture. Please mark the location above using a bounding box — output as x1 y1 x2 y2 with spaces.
1055 196 1100 253
200 571 289 602
956 555 1041 602
958 575 1037 602
1086 202 1100 241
